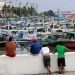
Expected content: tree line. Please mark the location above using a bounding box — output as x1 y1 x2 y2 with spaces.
1 4 55 18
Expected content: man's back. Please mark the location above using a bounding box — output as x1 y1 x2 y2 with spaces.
5 41 16 57
30 42 40 54
56 45 68 58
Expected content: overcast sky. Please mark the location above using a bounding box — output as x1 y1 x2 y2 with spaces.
1 0 75 13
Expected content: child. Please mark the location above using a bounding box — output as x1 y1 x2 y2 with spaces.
40 44 51 74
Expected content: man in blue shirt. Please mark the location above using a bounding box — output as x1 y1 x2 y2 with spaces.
30 38 40 55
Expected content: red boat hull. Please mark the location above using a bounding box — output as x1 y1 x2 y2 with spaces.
62 42 75 48
49 42 75 48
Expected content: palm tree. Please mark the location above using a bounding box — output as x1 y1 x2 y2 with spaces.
1 3 7 17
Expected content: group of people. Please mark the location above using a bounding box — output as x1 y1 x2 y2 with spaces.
5 37 75 74
29 38 75 74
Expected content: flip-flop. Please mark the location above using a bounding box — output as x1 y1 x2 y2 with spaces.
63 69 65 73
47 71 52 74
49 71 52 74
58 72 63 74
49 72 52 74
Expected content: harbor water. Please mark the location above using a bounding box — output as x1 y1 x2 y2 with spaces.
0 45 29 55
0 44 56 55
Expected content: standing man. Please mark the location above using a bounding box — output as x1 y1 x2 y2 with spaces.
40 44 51 74
5 37 16 57
53 42 75 74
30 38 40 55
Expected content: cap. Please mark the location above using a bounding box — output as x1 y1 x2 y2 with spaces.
32 38 37 42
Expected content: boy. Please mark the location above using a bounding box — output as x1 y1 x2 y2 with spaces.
53 42 75 74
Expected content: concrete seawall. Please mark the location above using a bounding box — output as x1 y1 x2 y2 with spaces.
0 52 75 75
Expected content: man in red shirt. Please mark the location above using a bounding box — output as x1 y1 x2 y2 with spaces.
5 37 16 57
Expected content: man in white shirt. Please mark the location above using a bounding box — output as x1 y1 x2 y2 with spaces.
40 44 51 74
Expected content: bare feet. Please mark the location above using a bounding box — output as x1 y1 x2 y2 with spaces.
47 71 52 74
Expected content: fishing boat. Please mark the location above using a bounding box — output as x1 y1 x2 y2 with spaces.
48 38 75 49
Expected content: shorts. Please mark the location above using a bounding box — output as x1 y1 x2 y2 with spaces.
6 53 16 57
58 58 65 67
43 55 50 67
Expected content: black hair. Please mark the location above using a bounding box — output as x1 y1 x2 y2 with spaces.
42 44 47 47
57 41 62 45
9 37 12 41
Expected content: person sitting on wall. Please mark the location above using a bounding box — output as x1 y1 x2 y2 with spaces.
5 37 16 57
30 38 40 55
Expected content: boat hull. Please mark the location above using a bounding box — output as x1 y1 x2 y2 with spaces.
0 43 6 47
48 41 75 48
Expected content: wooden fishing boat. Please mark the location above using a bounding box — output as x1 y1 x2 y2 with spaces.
48 39 75 48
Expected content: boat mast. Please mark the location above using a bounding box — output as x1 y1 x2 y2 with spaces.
9 0 12 18
4 0 6 18
57 8 60 24
16 0 17 16
19 0 22 18
36 3 38 15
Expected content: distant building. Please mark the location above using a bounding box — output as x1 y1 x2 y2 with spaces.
0 1 10 11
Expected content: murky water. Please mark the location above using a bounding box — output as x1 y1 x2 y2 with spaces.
16 45 29 54
0 47 55 55
0 45 29 55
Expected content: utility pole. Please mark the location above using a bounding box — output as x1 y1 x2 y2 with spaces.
4 0 6 18
26 1 33 16
26 1 28 9
32 3 34 16
32 2 38 16
58 8 59 16
36 3 38 12
26 1 37 16
57 8 60 24
16 0 17 16
35 3 38 16
19 1 21 18
9 0 12 18
26 1 30 16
